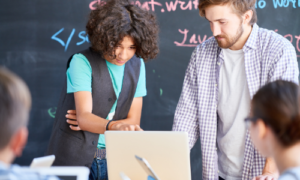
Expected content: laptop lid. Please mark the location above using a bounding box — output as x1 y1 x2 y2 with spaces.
31 167 89 180
30 155 55 168
105 131 191 180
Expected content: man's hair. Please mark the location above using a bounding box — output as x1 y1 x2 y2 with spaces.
86 0 159 61
0 67 31 150
252 80 300 147
198 0 257 25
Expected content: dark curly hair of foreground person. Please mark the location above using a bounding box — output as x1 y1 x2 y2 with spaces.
86 0 159 61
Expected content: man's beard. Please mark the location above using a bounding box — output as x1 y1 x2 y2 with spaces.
215 22 244 49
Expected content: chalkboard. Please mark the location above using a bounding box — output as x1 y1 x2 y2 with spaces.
0 0 300 179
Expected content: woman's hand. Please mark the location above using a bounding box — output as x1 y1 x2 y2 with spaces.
66 110 81 131
66 109 143 131
109 122 143 131
66 110 77 119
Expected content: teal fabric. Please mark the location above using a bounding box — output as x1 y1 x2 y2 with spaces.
66 53 146 148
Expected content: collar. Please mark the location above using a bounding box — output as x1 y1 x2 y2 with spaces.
243 23 259 52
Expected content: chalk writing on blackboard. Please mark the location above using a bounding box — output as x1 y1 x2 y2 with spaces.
275 29 300 57
174 28 300 58
50 27 300 58
51 28 90 51
296 36 300 57
89 0 299 12
48 107 57 118
89 0 199 12
256 0 266 9
164 0 198 11
272 0 300 8
51 28 75 52
174 29 213 47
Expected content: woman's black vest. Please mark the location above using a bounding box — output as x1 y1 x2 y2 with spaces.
46 48 141 168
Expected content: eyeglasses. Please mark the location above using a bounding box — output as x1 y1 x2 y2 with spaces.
244 117 259 129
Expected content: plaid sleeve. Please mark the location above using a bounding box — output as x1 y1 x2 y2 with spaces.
6 165 61 180
172 47 200 149
269 41 299 84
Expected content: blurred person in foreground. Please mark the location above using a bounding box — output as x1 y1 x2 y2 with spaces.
247 80 300 180
0 67 58 180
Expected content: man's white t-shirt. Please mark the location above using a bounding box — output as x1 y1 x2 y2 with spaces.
217 48 251 180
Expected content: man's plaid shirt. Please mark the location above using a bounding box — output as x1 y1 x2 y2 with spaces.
172 24 299 180
0 162 59 180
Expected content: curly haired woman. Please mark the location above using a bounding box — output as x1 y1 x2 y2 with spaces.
46 0 159 179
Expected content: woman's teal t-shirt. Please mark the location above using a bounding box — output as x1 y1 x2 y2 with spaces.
66 53 147 148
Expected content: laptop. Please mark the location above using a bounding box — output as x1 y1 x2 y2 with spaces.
30 155 55 168
32 167 90 180
105 131 191 180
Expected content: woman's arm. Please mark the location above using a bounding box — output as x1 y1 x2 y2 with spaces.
68 91 108 134
109 97 143 130
66 93 143 133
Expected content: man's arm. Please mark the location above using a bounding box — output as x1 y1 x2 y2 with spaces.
253 158 279 180
262 158 279 177
269 42 299 84
255 41 299 180
172 47 200 149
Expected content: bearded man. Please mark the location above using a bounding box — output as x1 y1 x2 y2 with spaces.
172 0 299 180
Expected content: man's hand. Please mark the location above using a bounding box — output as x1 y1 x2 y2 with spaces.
252 173 278 180
252 158 279 180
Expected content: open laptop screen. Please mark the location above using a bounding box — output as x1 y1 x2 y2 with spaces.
57 176 77 180
105 131 191 180
31 167 89 180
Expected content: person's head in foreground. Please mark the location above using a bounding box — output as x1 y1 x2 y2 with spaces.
86 0 159 66
198 0 256 50
0 67 31 165
247 80 300 179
